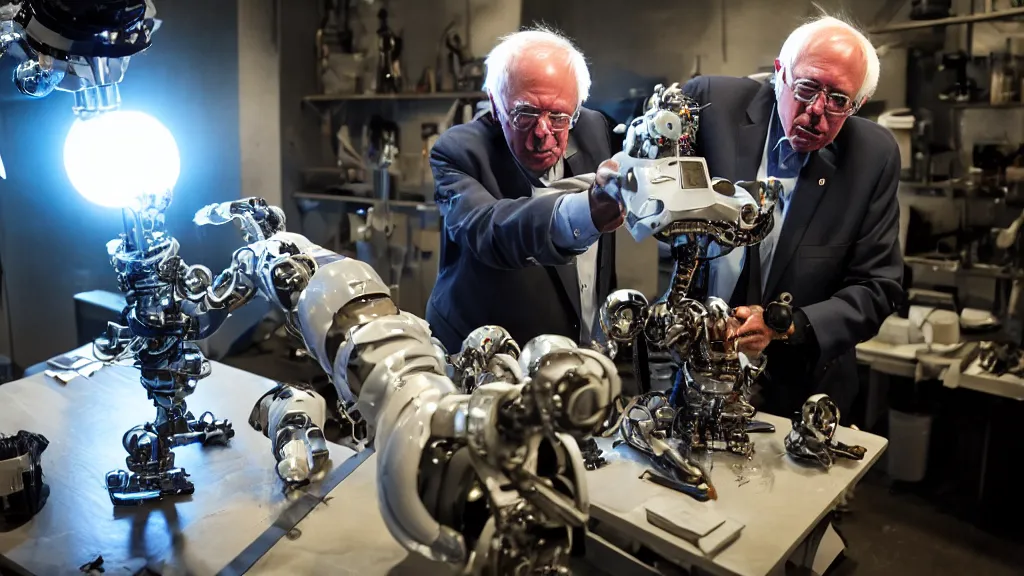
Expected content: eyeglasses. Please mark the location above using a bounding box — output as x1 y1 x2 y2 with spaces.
786 77 858 116
504 104 578 133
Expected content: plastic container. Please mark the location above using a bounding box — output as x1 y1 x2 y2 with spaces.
878 109 915 171
887 409 932 482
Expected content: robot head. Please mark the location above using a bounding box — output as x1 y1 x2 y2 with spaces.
614 83 780 246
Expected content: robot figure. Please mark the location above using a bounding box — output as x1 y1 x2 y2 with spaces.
785 394 867 469
196 198 622 575
618 82 708 160
95 190 245 505
600 83 792 493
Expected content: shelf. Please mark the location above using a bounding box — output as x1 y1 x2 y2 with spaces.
950 102 1024 109
294 191 438 211
904 256 1024 280
868 6 1024 34
302 91 486 108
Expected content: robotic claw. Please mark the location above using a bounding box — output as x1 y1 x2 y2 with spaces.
196 198 621 574
599 83 793 496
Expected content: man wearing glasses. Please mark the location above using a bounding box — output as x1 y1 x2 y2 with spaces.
426 27 623 353
683 16 903 415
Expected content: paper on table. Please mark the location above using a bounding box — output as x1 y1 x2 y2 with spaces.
643 493 744 557
644 494 725 540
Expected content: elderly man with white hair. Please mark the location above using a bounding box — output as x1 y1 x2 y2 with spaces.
426 26 622 353
683 16 904 416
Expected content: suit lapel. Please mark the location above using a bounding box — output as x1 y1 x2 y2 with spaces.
734 83 776 182
762 146 836 301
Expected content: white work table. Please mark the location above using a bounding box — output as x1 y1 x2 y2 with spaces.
586 412 888 576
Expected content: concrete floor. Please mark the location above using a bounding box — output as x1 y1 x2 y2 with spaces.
829 471 1024 576
223 344 1024 576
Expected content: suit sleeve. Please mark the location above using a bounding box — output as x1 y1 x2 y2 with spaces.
430 136 584 270
682 76 710 157
801 147 904 366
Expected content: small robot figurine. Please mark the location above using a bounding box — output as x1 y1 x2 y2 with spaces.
785 394 867 469
600 83 792 495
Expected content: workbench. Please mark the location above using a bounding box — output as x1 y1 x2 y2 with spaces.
1 347 888 576
0 347 364 576
586 413 888 576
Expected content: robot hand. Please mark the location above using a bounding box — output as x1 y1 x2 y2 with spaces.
249 383 330 485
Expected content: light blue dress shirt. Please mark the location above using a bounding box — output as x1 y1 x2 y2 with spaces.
539 162 602 343
707 109 809 302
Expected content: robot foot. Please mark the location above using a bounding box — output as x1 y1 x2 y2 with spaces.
746 420 776 434
190 411 235 446
105 468 195 506
641 469 716 502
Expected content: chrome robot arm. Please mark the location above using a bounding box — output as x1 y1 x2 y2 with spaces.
199 198 623 574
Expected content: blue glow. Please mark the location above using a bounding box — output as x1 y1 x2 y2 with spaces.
63 110 181 209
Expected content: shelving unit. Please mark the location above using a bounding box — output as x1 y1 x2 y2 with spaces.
302 90 486 109
868 6 1024 34
294 190 438 211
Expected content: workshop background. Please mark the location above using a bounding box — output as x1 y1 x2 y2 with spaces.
2 0 1024 573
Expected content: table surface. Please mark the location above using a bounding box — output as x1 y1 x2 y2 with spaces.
586 412 888 576
0 346 357 576
959 357 1024 401
250 452 455 576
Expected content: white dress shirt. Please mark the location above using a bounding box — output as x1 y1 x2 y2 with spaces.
538 159 600 343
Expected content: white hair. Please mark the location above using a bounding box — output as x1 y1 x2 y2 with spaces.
483 26 591 117
775 16 880 105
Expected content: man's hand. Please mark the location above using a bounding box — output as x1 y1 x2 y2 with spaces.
732 305 795 357
590 158 625 233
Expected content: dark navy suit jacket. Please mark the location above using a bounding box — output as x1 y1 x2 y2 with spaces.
684 76 904 416
426 108 616 353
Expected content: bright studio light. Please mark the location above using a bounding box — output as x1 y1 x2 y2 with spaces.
63 110 180 209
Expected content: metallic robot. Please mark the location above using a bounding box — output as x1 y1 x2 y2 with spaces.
197 198 622 575
95 188 240 505
600 83 792 493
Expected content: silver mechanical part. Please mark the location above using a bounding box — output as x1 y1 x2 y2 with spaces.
195 197 622 575
248 383 330 485
450 326 524 393
96 189 246 507
785 394 867 468
518 334 578 377
0 1 160 117
601 289 649 343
